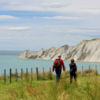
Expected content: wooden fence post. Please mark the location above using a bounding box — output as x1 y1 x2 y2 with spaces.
43 67 45 80
82 66 84 77
49 67 52 80
4 69 6 84
36 67 38 80
21 68 23 80
88 66 90 77
64 69 67 79
26 68 28 79
95 65 98 76
31 68 33 81
10 68 12 83
16 69 18 82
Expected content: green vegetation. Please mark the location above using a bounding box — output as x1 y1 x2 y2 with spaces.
0 70 100 100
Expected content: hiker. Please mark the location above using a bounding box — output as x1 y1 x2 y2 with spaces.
52 55 65 82
69 59 77 83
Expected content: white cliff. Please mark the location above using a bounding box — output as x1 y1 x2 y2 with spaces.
18 50 34 59
18 38 100 62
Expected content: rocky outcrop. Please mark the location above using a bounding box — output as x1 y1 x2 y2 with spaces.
18 38 100 62
18 50 34 59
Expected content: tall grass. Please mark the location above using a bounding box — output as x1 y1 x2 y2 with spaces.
0 70 100 100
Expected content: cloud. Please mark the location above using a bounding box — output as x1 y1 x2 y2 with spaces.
0 24 100 50
0 0 100 14
0 0 100 50
42 1 68 8
65 8 100 14
64 28 100 33
0 15 19 20
0 26 31 31
8 26 31 31
42 16 83 20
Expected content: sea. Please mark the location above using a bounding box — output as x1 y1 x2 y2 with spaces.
0 51 100 76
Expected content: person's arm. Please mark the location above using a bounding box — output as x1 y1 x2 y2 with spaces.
75 63 77 73
52 61 55 72
62 60 65 71
69 64 71 72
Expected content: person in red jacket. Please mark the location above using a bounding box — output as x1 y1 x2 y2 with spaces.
52 55 65 82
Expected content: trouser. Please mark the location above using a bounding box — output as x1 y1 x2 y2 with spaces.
55 69 61 82
70 72 77 83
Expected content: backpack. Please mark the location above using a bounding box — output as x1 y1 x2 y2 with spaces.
54 59 60 69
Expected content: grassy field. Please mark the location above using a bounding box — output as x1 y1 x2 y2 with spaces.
0 71 100 100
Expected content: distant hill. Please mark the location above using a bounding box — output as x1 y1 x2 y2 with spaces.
18 38 100 62
0 50 23 55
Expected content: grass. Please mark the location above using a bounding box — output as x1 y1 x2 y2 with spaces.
0 70 99 100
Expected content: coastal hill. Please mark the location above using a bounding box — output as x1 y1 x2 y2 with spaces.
18 38 100 62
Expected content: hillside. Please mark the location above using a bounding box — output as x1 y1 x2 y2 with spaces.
18 38 100 62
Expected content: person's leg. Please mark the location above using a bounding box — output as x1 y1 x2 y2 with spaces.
70 73 73 83
58 70 61 79
74 73 77 82
56 70 61 82
58 73 61 80
56 74 59 82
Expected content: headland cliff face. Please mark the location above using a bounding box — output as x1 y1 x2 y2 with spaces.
18 38 100 62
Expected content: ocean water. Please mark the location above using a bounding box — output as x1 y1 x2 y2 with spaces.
0 55 100 76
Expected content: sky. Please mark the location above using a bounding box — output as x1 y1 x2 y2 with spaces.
0 0 100 51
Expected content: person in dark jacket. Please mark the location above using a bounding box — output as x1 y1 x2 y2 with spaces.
69 59 77 83
52 55 65 82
